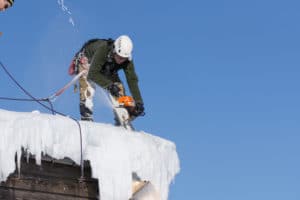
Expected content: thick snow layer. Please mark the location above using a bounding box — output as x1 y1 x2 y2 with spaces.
0 109 180 200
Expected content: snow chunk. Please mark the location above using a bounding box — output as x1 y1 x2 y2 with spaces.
57 0 75 27
0 109 180 200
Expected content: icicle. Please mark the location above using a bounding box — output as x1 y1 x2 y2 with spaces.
16 149 22 178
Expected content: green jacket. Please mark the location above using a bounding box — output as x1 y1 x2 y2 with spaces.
84 39 143 103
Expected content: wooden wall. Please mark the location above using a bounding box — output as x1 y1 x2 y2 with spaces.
0 155 99 200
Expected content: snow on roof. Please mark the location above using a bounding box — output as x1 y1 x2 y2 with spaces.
0 109 180 200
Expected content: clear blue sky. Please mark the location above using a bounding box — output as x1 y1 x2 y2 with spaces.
1 1 300 199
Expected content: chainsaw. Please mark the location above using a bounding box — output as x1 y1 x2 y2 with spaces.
107 94 136 131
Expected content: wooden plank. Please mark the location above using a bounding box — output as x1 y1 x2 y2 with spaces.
0 185 98 200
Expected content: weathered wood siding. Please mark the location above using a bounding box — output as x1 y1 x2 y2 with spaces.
0 155 99 200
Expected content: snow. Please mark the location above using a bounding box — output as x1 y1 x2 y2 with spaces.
57 0 75 27
0 109 180 200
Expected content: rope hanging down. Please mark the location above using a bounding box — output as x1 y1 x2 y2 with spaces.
0 61 85 179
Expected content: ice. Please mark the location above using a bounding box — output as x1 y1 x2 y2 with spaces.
57 0 75 27
0 109 180 200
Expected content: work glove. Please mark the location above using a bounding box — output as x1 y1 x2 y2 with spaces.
133 102 145 117
107 83 121 97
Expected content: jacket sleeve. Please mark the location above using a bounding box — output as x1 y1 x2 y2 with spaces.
124 61 143 103
87 44 113 88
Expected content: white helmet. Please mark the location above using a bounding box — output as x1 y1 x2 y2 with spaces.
114 35 133 60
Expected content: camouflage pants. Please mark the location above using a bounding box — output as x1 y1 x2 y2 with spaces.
78 58 95 121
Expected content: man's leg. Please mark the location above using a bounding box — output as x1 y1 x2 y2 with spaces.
79 63 94 121
112 82 126 125
113 82 125 97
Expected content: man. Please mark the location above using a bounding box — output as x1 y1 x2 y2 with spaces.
0 0 13 11
70 35 145 122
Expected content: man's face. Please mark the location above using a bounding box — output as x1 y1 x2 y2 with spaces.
0 0 12 11
114 53 128 65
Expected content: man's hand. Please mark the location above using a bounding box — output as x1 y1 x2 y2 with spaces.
133 102 145 117
107 83 121 97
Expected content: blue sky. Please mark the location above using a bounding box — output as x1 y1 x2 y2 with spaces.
1 0 300 199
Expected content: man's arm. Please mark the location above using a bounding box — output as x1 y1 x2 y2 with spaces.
124 61 143 103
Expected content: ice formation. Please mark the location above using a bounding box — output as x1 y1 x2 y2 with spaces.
0 109 180 200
